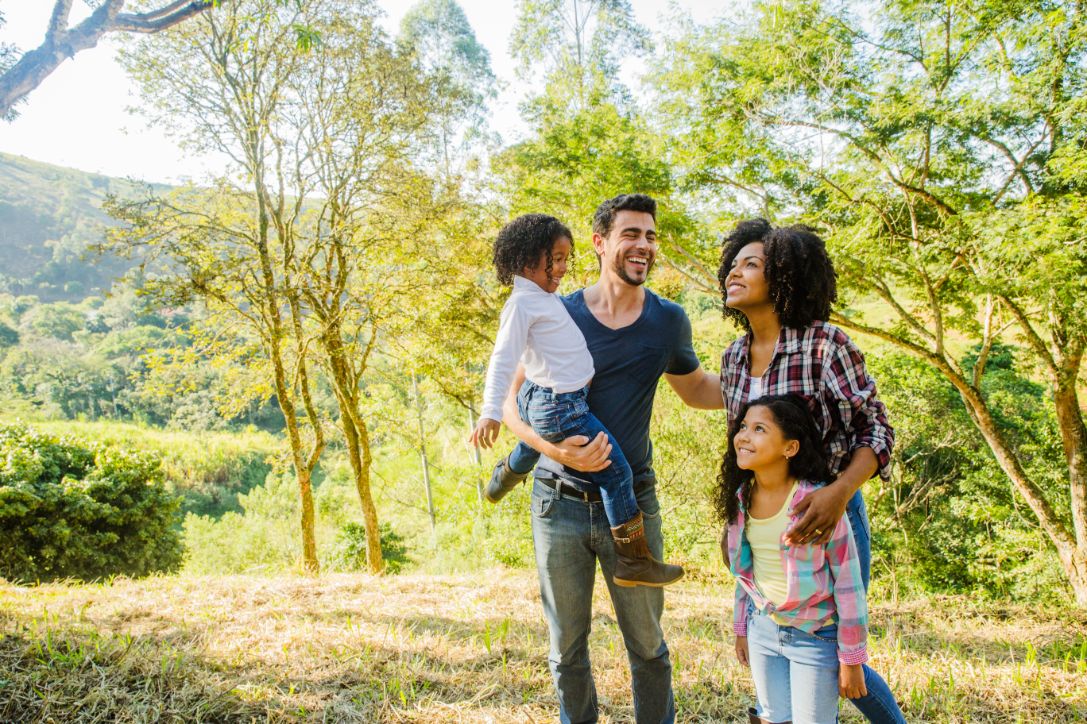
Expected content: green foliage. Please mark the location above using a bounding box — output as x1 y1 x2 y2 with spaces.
866 351 1070 602
655 0 1087 600
328 522 412 573
0 424 183 582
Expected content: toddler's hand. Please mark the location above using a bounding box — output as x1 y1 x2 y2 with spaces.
469 418 501 449
839 663 867 699
735 636 749 667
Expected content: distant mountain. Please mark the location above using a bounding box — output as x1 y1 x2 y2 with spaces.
0 153 170 302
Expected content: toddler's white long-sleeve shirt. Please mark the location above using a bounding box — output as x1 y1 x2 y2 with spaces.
479 275 594 422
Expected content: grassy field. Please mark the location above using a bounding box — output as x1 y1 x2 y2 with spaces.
1 571 1085 722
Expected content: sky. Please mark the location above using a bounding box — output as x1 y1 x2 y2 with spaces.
0 1 724 185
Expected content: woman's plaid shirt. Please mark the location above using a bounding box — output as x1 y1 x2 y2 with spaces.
719 321 894 480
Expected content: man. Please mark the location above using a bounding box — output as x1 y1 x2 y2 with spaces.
496 194 723 723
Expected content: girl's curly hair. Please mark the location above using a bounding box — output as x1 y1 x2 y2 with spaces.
717 219 838 331
493 214 573 286
715 394 832 525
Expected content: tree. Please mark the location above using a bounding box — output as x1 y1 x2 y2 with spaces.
109 0 328 572
399 0 496 176
656 0 1087 603
0 1 218 119
510 0 650 112
110 0 472 574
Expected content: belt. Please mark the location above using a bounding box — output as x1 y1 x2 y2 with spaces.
536 475 655 504
537 476 602 502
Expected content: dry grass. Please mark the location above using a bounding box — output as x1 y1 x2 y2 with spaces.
1 571 1085 722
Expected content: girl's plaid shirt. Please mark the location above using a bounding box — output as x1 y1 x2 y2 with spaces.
728 480 869 665
719 321 894 480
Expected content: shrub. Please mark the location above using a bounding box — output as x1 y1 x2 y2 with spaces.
0 424 183 582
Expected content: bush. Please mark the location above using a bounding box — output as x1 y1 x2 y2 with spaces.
327 521 411 573
0 424 183 582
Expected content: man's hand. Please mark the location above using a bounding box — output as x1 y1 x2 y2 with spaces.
839 663 867 699
735 636 749 667
548 432 613 473
469 418 501 449
784 482 850 546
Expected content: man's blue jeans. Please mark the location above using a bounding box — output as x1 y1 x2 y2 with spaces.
531 474 675 724
845 492 908 724
512 381 640 527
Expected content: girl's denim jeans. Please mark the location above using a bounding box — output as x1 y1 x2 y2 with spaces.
747 605 841 723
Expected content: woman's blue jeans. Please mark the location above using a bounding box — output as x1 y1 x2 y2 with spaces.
844 492 908 724
510 380 639 527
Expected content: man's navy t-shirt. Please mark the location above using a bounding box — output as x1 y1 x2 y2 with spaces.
536 287 700 481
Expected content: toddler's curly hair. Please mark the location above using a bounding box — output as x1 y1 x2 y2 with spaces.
494 214 573 285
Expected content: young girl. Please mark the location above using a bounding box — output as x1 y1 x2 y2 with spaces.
719 394 868 724
469 213 683 587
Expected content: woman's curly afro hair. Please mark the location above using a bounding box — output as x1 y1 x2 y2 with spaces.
493 213 573 286
717 218 838 331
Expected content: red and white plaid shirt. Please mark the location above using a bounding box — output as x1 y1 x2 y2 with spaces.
720 321 894 479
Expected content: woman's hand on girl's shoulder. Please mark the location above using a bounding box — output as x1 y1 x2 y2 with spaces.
784 482 850 546
735 636 749 667
839 663 867 698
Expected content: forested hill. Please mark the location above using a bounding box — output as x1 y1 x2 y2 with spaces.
0 153 168 303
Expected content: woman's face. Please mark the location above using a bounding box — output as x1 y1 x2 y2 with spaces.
724 242 771 311
732 404 798 472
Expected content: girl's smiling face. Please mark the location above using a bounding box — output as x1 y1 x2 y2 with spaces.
522 235 572 293
733 404 799 472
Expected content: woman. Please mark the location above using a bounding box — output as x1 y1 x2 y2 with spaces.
718 218 906 723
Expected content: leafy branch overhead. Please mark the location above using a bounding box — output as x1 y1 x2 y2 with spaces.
0 1 316 119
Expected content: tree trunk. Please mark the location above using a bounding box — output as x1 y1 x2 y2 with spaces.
1053 364 1087 551
467 406 483 502
1068 548 1087 607
413 373 437 533
951 377 1084 601
270 355 320 574
338 402 384 574
320 326 384 574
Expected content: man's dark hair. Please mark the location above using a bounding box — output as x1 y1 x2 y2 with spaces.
493 213 573 286
717 218 838 330
715 394 832 525
592 194 657 238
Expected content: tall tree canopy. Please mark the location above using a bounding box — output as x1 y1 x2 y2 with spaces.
656 0 1087 603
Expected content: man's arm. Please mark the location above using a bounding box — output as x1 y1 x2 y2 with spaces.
665 367 725 409
501 364 613 472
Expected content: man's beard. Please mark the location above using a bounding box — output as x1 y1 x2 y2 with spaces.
613 254 652 286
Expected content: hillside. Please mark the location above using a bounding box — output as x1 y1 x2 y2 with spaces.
0 153 168 302
1 571 1084 722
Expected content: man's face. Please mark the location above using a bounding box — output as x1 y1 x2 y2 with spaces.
594 210 657 286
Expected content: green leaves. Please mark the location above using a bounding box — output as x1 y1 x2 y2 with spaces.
0 425 183 582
